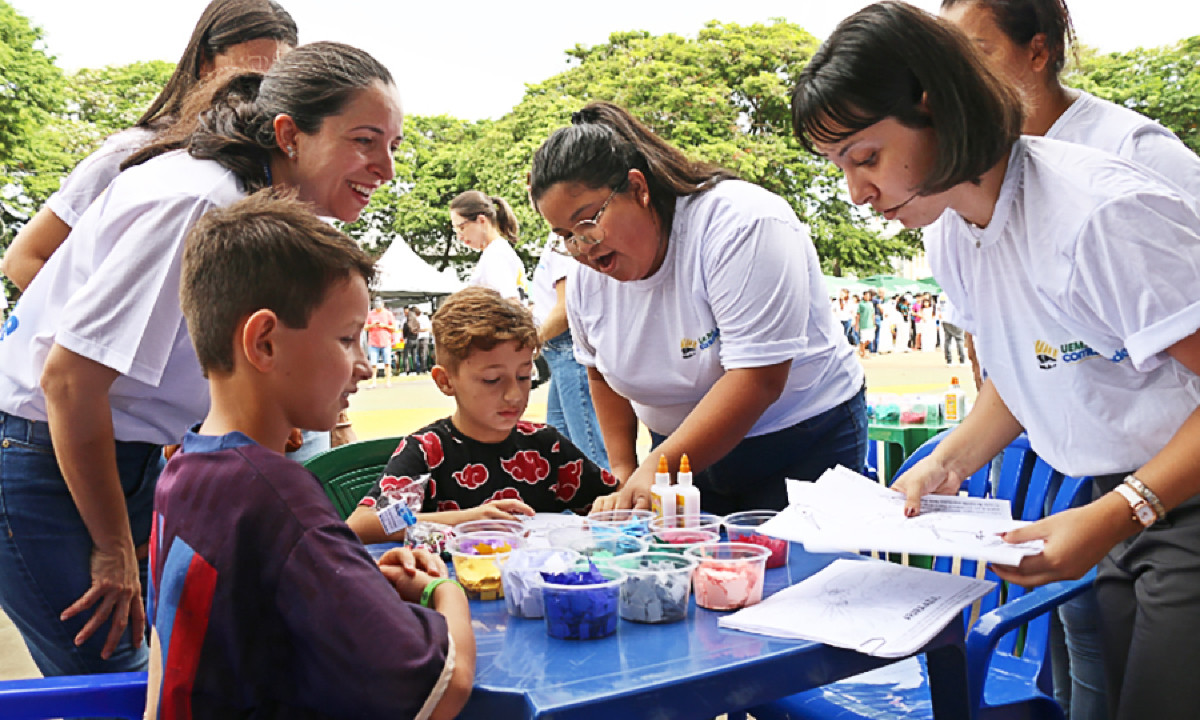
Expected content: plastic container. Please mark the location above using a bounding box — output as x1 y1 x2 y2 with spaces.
944 377 967 423
646 528 720 555
547 527 648 563
614 552 697 624
541 563 625 640
723 510 788 569
674 454 701 523
648 512 723 535
585 509 655 537
685 542 771 611
449 531 522 600
650 454 677 522
500 548 581 619
456 519 527 537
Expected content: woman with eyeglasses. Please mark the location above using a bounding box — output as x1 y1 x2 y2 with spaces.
450 191 529 303
529 101 866 515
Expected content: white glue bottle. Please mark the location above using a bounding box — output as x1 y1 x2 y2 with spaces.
650 454 677 522
674 453 701 526
944 376 967 423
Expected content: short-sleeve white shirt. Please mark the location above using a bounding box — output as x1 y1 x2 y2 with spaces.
1048 91 1200 200
567 180 863 437
0 151 245 445
45 127 156 228
928 137 1200 476
469 238 528 301
531 243 574 328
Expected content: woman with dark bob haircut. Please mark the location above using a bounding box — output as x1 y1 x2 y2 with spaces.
529 101 866 516
793 3 1200 719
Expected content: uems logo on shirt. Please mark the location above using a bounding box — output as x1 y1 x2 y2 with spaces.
0 313 17 342
680 327 720 360
1035 339 1129 370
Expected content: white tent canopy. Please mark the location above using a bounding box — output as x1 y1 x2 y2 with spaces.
369 233 464 302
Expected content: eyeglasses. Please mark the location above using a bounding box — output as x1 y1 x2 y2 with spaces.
553 187 619 257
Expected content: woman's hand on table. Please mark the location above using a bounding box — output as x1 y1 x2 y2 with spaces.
592 465 654 511
889 452 964 516
61 541 145 658
991 493 1138 588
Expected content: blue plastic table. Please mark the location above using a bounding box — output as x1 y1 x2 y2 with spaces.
367 544 970 719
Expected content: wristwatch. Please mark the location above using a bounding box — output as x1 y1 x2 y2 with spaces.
1114 484 1157 528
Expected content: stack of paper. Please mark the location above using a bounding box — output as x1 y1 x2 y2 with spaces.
718 558 994 657
758 466 1043 566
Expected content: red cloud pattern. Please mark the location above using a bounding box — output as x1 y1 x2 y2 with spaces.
552 459 583 502
453 464 488 490
486 487 524 504
501 451 550 485
415 432 444 469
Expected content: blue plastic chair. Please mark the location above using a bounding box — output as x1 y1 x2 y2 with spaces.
0 671 147 719
745 431 1096 720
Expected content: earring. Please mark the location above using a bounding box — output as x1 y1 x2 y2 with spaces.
286 146 296 159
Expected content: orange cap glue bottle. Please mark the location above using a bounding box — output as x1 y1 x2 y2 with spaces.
674 454 701 527
650 454 677 522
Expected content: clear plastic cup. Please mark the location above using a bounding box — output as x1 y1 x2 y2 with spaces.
546 527 648 564
540 563 626 640
685 542 771 611
456 519 527 537
449 531 522 600
723 510 788 569
648 512 724 535
645 528 720 556
500 548 581 619
585 509 655 537
613 552 697 624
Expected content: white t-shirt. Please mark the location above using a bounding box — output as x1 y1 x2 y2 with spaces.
0 151 246 445
568 180 863 437
45 127 157 228
1049 91 1200 200
468 238 528 301
928 137 1200 476
531 242 574 328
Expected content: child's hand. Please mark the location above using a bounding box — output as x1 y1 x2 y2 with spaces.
377 548 449 603
466 498 534 521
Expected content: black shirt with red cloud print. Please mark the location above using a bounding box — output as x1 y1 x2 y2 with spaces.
358 417 618 516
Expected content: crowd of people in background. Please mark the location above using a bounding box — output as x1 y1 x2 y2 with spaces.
832 287 962 365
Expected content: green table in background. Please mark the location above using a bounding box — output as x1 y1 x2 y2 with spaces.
868 420 955 484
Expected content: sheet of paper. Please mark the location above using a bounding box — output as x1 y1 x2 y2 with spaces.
718 558 995 658
767 466 1042 565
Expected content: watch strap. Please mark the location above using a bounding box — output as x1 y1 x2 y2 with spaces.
1123 474 1166 521
1114 484 1156 528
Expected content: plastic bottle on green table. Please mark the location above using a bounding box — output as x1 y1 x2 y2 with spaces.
944 376 967 423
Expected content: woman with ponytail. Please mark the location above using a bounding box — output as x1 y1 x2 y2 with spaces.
451 190 529 302
529 101 866 515
0 41 402 678
1 0 297 291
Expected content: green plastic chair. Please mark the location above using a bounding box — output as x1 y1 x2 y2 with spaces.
303 436 403 519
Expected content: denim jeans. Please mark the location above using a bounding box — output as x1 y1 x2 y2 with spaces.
651 386 867 515
542 332 609 469
0 412 157 676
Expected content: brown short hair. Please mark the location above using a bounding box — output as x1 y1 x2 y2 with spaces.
181 190 376 375
792 1 1023 195
431 287 538 370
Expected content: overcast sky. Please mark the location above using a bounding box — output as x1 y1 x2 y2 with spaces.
10 0 1198 121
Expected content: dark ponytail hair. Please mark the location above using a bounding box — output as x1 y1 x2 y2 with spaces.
529 101 738 231
126 42 395 192
137 0 298 130
941 0 1075 74
792 1 1023 195
449 191 520 242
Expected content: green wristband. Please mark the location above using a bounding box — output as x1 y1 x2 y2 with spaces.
420 578 463 608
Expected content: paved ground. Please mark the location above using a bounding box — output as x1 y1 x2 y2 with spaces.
0 347 976 680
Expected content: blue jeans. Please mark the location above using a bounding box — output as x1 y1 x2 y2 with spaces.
0 412 157 676
651 386 867 515
542 332 609 469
